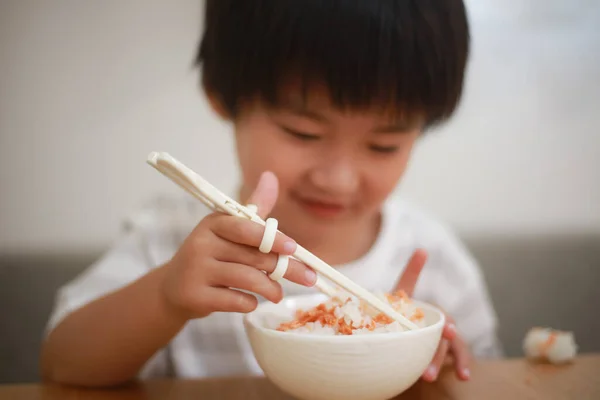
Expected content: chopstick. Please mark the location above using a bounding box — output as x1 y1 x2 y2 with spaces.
147 152 419 330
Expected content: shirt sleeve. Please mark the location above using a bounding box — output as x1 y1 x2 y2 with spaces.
44 219 172 378
414 224 504 359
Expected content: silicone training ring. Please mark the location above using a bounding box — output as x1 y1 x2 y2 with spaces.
259 217 278 253
269 254 289 281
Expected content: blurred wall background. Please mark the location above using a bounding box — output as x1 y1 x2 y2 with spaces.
1 0 599 254
0 0 600 252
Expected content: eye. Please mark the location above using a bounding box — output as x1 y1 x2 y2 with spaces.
369 145 399 154
280 126 321 141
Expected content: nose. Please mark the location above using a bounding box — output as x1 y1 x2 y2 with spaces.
309 154 360 195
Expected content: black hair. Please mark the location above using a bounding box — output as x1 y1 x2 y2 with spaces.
196 0 470 127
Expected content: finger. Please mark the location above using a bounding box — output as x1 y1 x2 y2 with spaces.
430 305 457 341
245 171 279 219
209 261 284 304
449 335 471 380
393 249 428 296
442 315 457 341
195 287 259 314
422 339 449 382
215 242 317 287
210 215 297 255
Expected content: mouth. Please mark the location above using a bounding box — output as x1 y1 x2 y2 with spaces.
292 194 349 218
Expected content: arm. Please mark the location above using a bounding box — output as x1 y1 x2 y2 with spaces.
40 265 186 387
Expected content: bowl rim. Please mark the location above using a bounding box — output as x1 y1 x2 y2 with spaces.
243 293 446 342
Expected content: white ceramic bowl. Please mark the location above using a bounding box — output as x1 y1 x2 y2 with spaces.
244 293 444 400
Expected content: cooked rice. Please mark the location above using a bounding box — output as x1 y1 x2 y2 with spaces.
275 290 426 335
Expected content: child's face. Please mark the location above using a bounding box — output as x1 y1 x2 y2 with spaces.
219 89 421 238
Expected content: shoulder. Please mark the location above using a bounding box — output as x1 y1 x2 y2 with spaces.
121 194 212 262
123 194 211 237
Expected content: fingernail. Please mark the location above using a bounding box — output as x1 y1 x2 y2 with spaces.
448 323 456 333
305 269 317 286
283 241 296 254
425 365 438 380
462 368 470 380
446 323 457 338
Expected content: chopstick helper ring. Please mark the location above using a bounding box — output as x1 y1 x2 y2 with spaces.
259 216 290 281
246 203 290 282
259 218 278 253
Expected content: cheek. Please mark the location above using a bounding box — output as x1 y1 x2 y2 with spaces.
363 146 415 206
234 122 307 193
364 169 401 206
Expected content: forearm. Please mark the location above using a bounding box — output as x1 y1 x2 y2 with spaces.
40 264 187 387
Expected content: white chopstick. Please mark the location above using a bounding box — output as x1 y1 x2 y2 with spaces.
147 151 418 330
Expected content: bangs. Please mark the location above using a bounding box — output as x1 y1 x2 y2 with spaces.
198 0 469 126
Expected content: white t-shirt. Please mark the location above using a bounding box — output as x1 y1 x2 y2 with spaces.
46 194 503 379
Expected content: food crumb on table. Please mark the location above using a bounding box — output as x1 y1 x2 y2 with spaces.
522 327 577 364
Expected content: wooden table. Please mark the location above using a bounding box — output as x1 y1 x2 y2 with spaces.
2 354 598 399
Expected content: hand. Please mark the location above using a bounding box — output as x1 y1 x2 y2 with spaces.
393 249 471 382
161 171 317 320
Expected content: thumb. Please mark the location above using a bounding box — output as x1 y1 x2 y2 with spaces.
393 249 428 297
246 171 279 219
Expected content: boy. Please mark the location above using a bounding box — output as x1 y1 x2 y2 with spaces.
41 0 502 388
